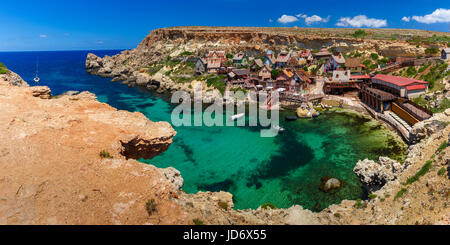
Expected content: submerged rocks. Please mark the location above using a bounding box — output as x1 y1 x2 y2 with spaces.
320 177 342 192
354 157 403 192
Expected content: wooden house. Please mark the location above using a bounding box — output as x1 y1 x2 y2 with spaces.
276 69 294 89
293 70 311 91
264 50 276 67
229 68 250 80
332 70 351 82
233 52 245 65
258 65 272 81
251 59 264 71
345 58 363 74
206 51 226 73
326 53 345 71
313 48 332 61
298 49 313 62
275 51 290 68
287 56 301 69
371 74 428 99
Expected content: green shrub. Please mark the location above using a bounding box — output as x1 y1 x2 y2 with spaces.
99 150 113 159
353 199 366 209
395 188 407 200
438 167 446 176
193 219 204 225
179 51 193 56
368 193 377 200
271 69 281 80
205 74 226 95
370 53 379 61
404 160 432 185
145 199 157 216
425 47 439 55
0 62 8 74
218 200 228 210
436 141 447 153
226 53 233 59
352 30 367 38
261 203 277 210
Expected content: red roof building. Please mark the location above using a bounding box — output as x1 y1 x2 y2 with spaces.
371 74 428 99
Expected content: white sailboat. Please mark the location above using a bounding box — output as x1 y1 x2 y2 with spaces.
33 60 40 83
230 113 245 121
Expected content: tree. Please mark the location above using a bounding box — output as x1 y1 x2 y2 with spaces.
352 30 368 38
226 53 233 59
271 69 281 80
425 47 439 55
370 53 379 61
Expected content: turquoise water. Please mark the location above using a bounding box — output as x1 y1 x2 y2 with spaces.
0 50 406 211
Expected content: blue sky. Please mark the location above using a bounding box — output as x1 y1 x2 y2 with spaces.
0 0 449 51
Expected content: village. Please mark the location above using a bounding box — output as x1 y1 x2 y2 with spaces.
180 46 450 142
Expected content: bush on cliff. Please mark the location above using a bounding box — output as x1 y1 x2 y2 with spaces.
352 30 368 38
206 74 226 95
404 160 432 185
145 199 157 216
261 203 276 210
99 150 113 159
0 62 8 74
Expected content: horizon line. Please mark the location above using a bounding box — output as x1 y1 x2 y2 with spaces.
0 48 131 53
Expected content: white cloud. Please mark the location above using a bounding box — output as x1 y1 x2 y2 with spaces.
296 14 330 25
277 15 299 24
336 15 387 28
401 16 411 22
411 8 450 24
39 34 48 38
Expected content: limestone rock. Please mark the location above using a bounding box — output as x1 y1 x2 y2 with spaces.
162 167 184 190
0 71 29 87
30 86 52 99
324 178 341 191
354 157 403 192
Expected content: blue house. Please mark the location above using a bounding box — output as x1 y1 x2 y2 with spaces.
264 50 275 67
441 48 450 60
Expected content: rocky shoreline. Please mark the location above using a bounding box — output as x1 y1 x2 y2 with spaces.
1 66 449 224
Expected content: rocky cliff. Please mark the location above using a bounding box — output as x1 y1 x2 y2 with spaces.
85 26 448 95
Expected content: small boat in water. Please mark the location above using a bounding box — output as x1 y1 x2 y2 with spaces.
272 125 285 133
285 115 298 121
33 60 40 83
231 113 245 121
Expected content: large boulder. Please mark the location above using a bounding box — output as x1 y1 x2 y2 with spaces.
136 73 151 86
85 53 102 70
354 157 403 192
324 178 341 191
162 167 184 190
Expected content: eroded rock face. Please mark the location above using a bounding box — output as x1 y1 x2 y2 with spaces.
354 157 403 192
0 71 29 87
30 86 52 99
410 110 450 145
0 78 180 225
